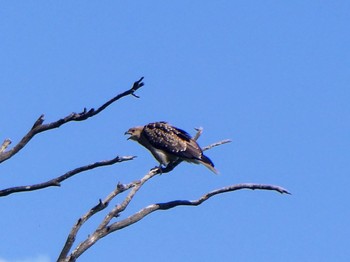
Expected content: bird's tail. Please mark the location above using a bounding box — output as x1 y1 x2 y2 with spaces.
199 154 219 174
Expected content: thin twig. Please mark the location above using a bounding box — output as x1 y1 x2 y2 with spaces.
193 127 203 140
160 138 231 174
202 139 232 151
0 77 144 164
158 128 228 174
0 156 135 197
0 139 11 153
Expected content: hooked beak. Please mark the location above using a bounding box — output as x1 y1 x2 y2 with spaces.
124 130 132 140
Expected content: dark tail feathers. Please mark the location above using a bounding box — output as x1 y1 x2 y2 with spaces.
200 154 219 174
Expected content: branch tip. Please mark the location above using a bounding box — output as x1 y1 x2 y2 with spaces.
0 139 12 153
202 139 231 151
87 108 95 114
53 181 61 187
193 127 203 141
131 93 140 98
31 114 45 130
92 199 105 212
129 76 144 98
280 189 291 195
117 183 125 190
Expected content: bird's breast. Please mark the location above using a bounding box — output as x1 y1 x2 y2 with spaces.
150 148 176 165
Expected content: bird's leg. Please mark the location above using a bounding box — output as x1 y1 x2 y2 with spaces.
158 165 164 175
163 159 182 173
150 160 180 174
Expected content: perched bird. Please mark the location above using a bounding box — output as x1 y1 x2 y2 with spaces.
125 121 218 174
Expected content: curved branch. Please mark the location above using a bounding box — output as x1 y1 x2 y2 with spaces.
0 156 135 197
109 183 290 229
156 183 290 210
0 77 144 164
62 182 290 261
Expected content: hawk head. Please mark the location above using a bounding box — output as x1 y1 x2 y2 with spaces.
124 126 143 141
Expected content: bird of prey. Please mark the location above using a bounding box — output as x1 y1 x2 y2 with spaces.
125 121 218 174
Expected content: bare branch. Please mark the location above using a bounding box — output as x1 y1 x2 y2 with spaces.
193 127 203 140
61 181 290 261
202 139 232 151
92 77 144 115
0 156 135 197
0 77 145 164
60 168 160 261
58 181 135 261
154 183 291 210
109 183 290 227
57 138 287 262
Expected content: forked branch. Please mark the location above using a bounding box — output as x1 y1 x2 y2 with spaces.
61 179 289 261
58 167 161 261
58 138 289 262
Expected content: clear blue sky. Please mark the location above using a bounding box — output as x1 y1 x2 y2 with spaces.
0 1 349 262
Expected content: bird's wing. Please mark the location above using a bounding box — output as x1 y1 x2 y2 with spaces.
141 122 202 159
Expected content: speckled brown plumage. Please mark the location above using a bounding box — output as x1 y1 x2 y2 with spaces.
125 122 218 174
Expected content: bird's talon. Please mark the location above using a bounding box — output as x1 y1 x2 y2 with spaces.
150 166 162 174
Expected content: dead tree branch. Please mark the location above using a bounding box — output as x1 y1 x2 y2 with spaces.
0 156 135 197
58 167 160 261
58 137 289 262
61 179 289 261
154 183 290 210
109 183 290 225
0 77 144 164
58 181 137 260
202 139 232 151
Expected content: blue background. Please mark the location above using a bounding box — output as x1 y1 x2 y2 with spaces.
0 1 349 262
